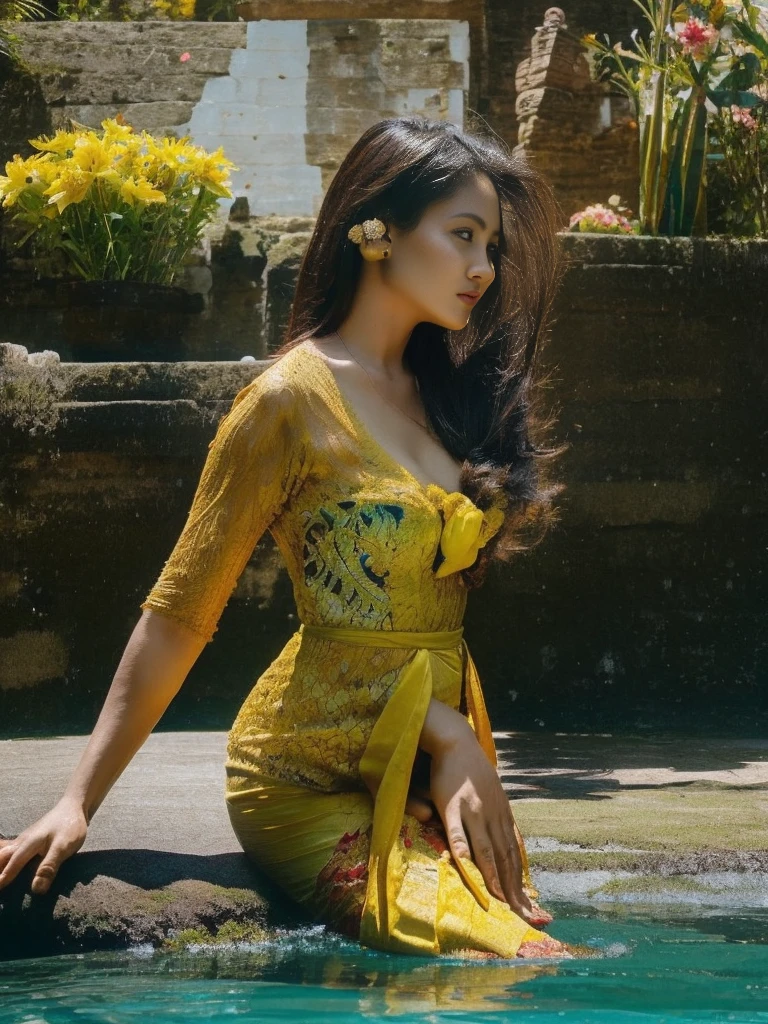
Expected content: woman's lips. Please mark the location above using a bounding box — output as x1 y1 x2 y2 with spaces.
457 293 480 306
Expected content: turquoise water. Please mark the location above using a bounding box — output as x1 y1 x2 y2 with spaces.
1 903 767 1023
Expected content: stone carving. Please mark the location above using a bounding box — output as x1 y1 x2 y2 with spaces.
514 6 638 218
541 6 567 29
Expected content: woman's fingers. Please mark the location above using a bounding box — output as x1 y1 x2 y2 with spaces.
489 817 554 925
0 836 41 891
442 800 471 861
30 845 65 894
0 843 16 879
490 816 525 906
464 814 507 904
404 793 434 823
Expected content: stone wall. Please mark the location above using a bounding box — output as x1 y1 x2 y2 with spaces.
1 3 645 221
1 18 468 216
1 235 766 737
0 212 314 362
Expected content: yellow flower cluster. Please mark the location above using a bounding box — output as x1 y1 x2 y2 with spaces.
0 117 237 216
151 0 195 18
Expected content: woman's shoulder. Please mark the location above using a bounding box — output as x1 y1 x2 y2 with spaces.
226 344 312 415
248 341 329 403
216 342 342 453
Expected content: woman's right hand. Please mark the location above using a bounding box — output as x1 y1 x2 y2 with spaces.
419 700 552 928
0 796 88 895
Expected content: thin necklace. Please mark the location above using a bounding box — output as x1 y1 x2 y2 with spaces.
332 329 435 437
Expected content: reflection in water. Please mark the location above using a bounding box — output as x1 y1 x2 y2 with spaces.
315 953 559 1015
149 935 566 1015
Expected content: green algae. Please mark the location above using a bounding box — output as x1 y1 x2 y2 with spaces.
586 875 726 898
161 920 268 952
529 851 656 873
0 357 64 435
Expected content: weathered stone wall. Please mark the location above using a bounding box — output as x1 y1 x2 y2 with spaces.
0 212 314 362
1 18 469 217
1 235 765 737
1 3 645 221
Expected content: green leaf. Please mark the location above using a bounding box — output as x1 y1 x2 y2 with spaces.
732 18 768 58
707 87 763 107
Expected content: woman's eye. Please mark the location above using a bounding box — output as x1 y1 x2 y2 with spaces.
456 229 500 255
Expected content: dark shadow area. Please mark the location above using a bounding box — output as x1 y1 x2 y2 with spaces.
495 731 768 796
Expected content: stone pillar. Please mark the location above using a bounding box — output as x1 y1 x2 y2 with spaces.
481 0 638 154
514 7 638 220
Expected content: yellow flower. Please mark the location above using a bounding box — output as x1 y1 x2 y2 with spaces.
100 117 135 142
71 135 113 176
119 175 167 206
434 495 507 579
28 128 80 158
195 146 237 196
0 153 51 207
108 137 142 177
709 0 727 27
43 165 94 214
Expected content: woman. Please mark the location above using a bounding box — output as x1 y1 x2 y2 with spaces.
0 116 573 958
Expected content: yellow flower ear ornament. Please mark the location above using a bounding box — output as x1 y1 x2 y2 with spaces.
434 494 507 579
347 217 391 261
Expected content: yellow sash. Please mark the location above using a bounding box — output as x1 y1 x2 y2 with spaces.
299 623 535 949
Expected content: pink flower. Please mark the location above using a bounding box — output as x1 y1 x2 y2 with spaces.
569 202 637 234
731 104 758 132
677 17 718 58
180 52 191 63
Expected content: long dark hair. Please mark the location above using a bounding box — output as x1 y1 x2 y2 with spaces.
276 114 567 589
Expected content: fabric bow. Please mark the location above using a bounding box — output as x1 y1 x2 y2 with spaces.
434 493 507 578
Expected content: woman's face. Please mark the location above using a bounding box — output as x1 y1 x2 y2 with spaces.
383 172 502 331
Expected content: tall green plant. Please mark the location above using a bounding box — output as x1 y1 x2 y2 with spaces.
583 0 767 236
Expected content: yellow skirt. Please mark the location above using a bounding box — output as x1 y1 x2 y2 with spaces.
225 623 558 959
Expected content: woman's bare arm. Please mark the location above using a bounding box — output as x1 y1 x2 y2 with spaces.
0 609 206 894
419 698 551 927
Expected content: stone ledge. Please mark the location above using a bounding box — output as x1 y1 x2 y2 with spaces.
559 231 768 270
0 846 297 960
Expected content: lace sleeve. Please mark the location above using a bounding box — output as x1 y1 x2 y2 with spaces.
140 369 308 643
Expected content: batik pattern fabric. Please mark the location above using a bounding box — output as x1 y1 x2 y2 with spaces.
141 341 565 959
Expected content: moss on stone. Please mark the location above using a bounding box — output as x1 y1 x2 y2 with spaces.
587 875 726 898
160 919 268 952
0 356 65 435
161 926 215 951
529 851 655 872
207 885 260 906
140 889 179 906
265 232 311 268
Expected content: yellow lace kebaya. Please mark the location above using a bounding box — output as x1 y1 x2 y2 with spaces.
140 340 555 958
